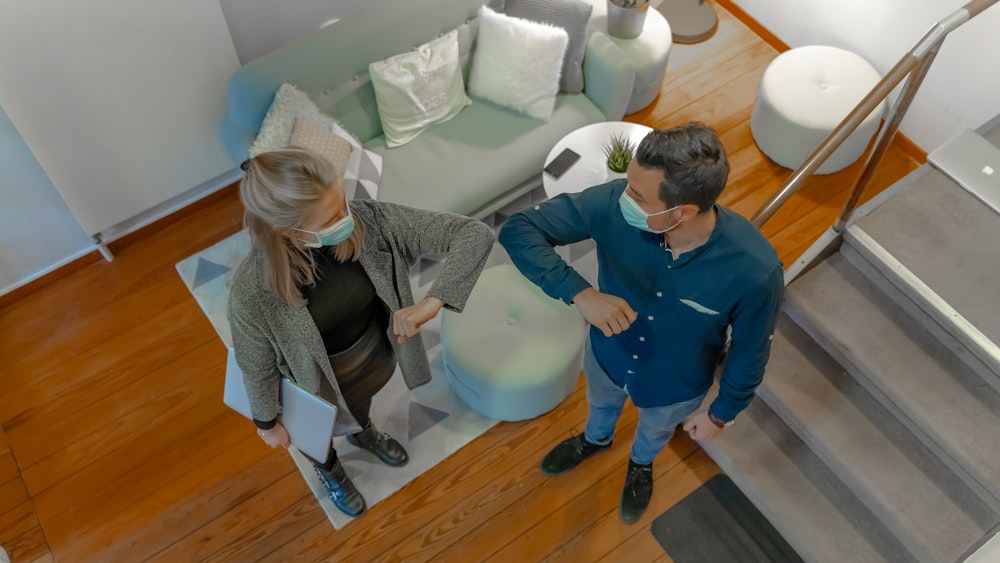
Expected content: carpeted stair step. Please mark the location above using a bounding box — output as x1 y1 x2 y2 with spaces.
700 384 910 563
779 256 999 561
786 252 1000 515
849 164 1000 388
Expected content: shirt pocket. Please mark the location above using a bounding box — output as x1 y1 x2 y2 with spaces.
673 296 729 353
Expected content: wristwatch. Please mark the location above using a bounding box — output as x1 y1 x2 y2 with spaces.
708 411 734 429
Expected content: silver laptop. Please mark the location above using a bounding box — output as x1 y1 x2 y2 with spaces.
223 347 338 462
928 128 1000 216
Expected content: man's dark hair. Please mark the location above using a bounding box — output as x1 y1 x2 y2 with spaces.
634 122 729 213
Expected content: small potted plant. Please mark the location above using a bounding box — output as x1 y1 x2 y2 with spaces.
603 132 636 174
607 0 650 39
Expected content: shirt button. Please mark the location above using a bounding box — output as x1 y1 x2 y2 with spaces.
656 292 663 297
647 315 654 321
627 370 635 374
639 337 646 342
633 354 639 360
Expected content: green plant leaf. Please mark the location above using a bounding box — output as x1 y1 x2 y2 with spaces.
603 132 635 173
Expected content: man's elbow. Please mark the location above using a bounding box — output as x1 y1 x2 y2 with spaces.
497 213 526 250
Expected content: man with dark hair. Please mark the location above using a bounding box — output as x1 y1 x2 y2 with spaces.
498 122 783 523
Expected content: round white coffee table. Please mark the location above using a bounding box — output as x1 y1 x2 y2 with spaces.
543 121 654 199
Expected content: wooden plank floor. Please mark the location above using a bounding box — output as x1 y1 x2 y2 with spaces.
0 3 918 561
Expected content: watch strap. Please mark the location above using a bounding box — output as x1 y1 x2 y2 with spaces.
708 411 734 429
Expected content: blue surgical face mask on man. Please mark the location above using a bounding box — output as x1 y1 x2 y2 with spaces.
619 190 683 234
294 204 355 248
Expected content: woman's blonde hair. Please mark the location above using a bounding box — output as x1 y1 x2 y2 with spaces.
239 147 366 306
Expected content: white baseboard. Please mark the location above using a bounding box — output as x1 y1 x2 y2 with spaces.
97 167 243 248
0 167 242 299
0 245 98 298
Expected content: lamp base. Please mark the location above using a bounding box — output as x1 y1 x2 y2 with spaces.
656 0 718 44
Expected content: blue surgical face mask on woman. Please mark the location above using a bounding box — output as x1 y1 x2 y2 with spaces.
619 190 683 234
294 204 355 248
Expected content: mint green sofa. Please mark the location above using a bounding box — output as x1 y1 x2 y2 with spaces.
219 0 636 218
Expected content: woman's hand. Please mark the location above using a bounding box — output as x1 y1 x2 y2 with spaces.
393 297 444 343
257 423 290 449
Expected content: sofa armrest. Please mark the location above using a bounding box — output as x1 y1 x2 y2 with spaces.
218 72 276 166
583 31 636 121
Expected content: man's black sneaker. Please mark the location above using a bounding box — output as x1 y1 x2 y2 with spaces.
619 459 653 524
540 433 612 476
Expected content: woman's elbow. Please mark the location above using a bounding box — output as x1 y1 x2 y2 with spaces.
471 219 495 249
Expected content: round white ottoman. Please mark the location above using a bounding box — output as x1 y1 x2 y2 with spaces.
440 264 587 421
750 45 887 174
585 0 672 113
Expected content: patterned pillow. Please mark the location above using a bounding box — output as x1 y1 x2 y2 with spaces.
249 83 382 200
348 146 383 201
290 118 354 179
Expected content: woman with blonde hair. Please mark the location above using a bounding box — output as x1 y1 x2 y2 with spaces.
228 147 493 518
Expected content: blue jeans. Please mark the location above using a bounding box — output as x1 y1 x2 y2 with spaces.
583 337 707 465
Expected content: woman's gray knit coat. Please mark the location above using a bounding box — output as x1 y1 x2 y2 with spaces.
227 199 494 435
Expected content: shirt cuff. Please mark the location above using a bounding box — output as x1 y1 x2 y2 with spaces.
254 417 278 430
708 401 737 424
559 274 593 305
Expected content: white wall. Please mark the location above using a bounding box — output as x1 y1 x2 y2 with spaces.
0 103 93 295
731 0 1000 151
219 0 401 64
0 0 241 236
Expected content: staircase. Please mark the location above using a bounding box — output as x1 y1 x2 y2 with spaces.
701 118 1000 562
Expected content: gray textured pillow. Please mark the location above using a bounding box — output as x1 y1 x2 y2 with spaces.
504 0 593 94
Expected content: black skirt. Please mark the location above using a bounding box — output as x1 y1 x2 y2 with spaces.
325 317 396 406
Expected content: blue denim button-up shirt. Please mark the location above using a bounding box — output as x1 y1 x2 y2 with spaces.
498 180 783 421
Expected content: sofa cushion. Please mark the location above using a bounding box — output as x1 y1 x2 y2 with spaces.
504 0 593 94
368 30 472 148
365 93 603 216
468 6 568 120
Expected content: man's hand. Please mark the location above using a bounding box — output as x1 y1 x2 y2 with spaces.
573 288 638 337
393 297 444 343
258 423 290 449
683 411 724 442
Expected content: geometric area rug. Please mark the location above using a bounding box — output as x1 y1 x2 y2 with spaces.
174 184 599 530
650 474 804 562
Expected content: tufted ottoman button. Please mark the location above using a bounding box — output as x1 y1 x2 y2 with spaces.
750 45 886 175
440 265 587 421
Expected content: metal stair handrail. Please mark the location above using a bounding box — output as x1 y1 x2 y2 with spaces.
750 0 999 231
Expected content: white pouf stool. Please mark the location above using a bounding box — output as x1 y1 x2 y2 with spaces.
440 264 587 421
585 0 673 113
751 45 887 174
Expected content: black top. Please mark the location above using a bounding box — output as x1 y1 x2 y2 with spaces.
303 249 388 355
255 249 388 431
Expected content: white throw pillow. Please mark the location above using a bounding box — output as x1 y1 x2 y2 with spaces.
468 6 568 120
369 30 472 148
